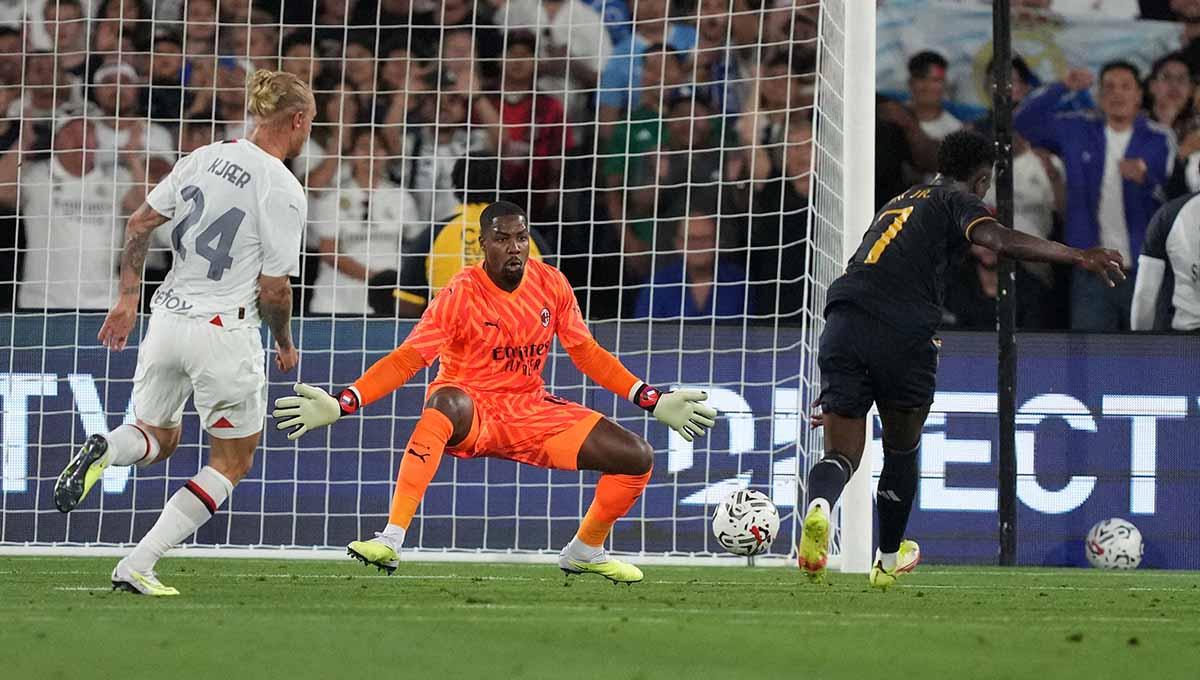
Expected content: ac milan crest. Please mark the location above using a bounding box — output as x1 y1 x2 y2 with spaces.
540 307 551 327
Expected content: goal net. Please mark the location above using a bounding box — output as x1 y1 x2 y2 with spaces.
0 0 871 567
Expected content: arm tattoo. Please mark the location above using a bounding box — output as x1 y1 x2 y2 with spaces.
119 230 153 294
259 286 294 349
118 202 170 297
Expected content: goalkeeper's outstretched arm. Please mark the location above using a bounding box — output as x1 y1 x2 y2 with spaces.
564 339 717 442
273 342 429 440
274 277 455 440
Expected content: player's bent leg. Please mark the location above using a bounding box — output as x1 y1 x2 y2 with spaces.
870 404 930 589
349 386 474 574
206 431 261 483
799 411 868 581
575 417 654 475
559 419 652 584
137 420 183 464
112 431 255 596
54 421 181 513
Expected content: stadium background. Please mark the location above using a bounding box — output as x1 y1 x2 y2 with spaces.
1 0 1198 568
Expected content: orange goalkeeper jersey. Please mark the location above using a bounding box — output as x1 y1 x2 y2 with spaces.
402 259 594 394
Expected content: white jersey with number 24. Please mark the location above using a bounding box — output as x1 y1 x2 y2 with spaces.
145 139 306 325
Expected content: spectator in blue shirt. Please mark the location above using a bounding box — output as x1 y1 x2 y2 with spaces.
597 0 697 140
1015 61 1175 331
633 205 751 318
583 0 634 46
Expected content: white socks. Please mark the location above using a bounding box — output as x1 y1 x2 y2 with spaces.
125 466 234 573
104 424 160 468
876 549 898 571
563 535 606 563
377 523 407 551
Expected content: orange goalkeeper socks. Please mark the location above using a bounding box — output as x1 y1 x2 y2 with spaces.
388 408 453 529
576 469 652 547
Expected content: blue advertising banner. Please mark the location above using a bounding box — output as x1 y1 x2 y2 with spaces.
1 315 1197 568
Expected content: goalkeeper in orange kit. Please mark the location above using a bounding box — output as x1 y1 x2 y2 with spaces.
273 202 717 583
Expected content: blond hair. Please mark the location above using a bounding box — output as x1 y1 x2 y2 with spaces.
246 69 312 120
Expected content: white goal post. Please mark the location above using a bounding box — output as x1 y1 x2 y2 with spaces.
837 0 878 574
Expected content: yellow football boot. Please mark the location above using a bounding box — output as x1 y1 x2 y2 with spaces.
347 536 400 574
54 434 110 513
797 504 830 582
869 539 921 591
558 549 644 584
111 561 180 596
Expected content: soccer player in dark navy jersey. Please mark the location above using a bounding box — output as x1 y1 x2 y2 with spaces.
797 130 1126 588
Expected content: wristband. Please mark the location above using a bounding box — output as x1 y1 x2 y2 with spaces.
338 387 362 415
631 382 662 412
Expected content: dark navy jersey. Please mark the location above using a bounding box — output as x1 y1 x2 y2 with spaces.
825 178 996 335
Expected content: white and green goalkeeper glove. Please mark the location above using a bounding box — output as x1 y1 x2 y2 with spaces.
631 383 718 442
273 383 361 440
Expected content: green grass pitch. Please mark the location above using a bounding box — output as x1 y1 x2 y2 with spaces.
3 557 1199 680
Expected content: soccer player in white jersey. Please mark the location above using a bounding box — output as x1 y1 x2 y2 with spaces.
53 71 316 596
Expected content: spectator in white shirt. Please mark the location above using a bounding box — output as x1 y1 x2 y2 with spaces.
308 129 424 316
0 118 145 311
405 84 494 228
89 62 177 170
907 50 963 142
293 84 361 191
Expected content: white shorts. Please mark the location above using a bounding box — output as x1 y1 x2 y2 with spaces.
133 312 266 439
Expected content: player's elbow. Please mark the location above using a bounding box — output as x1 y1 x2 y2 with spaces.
129 202 170 235
258 274 292 305
968 220 1007 254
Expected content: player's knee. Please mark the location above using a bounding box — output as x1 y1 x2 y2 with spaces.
424 388 473 430
881 439 920 456
827 449 862 473
140 422 181 463
159 431 181 458
628 437 654 476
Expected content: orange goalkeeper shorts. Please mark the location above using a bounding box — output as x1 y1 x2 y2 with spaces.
428 382 603 470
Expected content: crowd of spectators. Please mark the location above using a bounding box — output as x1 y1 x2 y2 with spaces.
876 1 1200 332
0 0 814 323
0 0 1197 331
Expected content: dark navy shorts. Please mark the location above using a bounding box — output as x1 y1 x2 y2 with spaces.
817 303 940 418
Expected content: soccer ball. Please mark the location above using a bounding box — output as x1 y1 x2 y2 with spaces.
1085 518 1144 570
712 489 780 556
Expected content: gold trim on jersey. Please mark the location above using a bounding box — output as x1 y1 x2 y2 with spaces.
963 216 998 242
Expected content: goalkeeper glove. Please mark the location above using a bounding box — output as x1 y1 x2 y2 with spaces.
632 383 718 442
273 383 361 440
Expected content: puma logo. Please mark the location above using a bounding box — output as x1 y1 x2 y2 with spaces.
406 448 430 462
483 321 500 329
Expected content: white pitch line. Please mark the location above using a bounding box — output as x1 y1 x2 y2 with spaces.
5 599 1191 628
917 569 1200 578
52 587 111 592
9 570 1200 593
912 584 1198 593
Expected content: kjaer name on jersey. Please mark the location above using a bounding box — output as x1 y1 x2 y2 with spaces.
206 157 252 189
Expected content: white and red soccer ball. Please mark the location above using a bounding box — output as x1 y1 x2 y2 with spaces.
712 489 780 556
1085 518 1144 570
